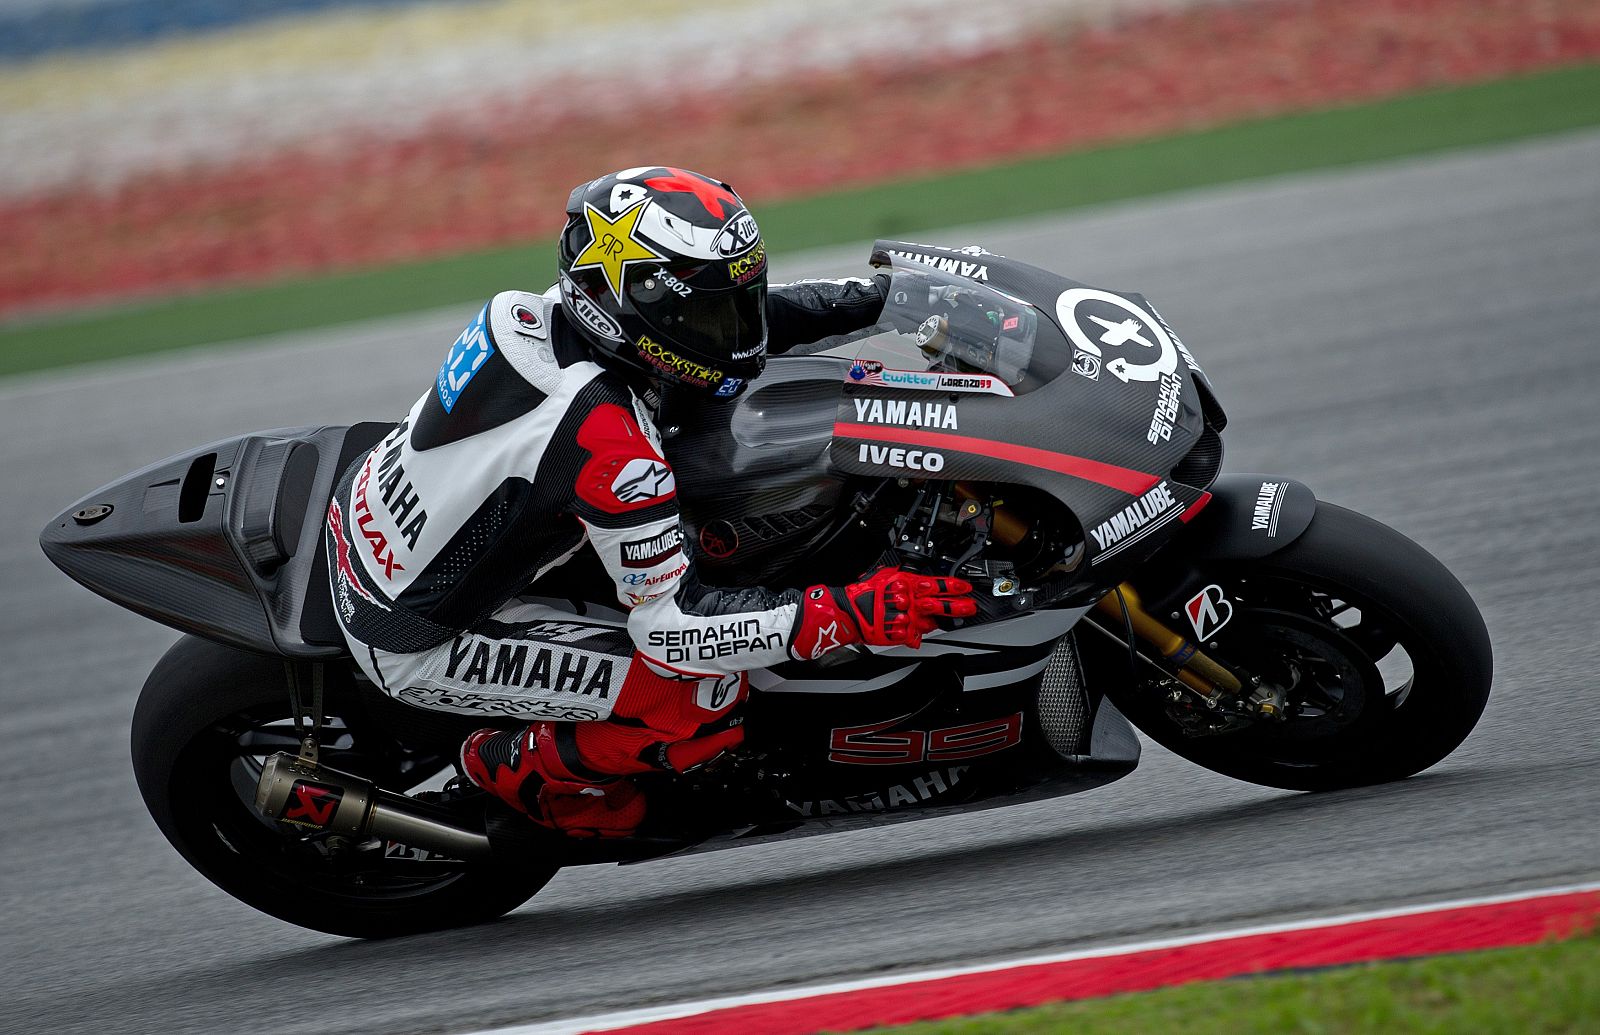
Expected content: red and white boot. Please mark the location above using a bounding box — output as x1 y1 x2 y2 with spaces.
460 723 645 838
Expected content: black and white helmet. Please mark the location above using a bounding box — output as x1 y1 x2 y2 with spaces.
557 167 768 399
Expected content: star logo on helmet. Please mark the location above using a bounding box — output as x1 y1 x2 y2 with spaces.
572 201 664 300
609 182 648 212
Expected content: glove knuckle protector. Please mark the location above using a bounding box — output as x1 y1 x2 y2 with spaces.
793 567 978 657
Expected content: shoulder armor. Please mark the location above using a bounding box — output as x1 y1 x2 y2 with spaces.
487 290 570 392
490 289 551 342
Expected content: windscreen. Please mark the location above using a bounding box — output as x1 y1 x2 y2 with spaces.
847 256 1042 396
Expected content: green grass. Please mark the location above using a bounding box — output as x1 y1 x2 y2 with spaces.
6 63 1600 378
861 932 1600 1035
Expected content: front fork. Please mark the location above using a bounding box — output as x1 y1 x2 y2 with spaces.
1093 583 1268 711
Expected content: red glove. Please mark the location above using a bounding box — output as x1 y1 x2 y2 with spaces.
792 568 977 659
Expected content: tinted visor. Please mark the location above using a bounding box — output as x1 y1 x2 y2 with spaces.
630 271 767 359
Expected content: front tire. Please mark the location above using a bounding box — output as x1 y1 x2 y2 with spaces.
1108 503 1493 791
131 636 555 938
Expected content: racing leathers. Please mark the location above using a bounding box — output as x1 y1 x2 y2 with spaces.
324 276 959 835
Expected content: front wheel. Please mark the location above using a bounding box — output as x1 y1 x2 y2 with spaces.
131 637 555 938
1107 503 1493 791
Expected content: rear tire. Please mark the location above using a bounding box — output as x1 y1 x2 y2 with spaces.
131 636 554 938
1107 503 1492 791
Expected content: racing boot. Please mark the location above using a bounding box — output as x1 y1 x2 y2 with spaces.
460 723 645 838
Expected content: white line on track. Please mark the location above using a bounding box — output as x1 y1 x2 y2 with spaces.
474 881 1600 1035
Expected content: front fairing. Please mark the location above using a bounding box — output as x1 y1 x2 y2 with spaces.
829 242 1224 576
667 240 1226 589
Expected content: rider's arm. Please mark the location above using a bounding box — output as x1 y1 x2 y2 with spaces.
766 277 887 356
561 388 974 675
562 394 801 674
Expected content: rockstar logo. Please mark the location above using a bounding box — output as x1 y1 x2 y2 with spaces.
571 201 663 300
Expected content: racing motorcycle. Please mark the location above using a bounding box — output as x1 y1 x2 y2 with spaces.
40 241 1492 938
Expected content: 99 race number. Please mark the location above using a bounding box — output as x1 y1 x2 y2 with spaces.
827 712 1024 765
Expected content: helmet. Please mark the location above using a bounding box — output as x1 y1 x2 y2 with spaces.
557 167 768 399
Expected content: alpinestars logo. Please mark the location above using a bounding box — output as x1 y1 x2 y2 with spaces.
611 458 675 504
326 497 391 620
695 673 742 712
1184 584 1234 641
396 687 602 722
809 620 843 659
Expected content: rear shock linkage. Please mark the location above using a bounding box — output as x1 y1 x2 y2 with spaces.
283 660 326 766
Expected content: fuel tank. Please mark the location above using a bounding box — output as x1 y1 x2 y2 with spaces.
662 354 859 586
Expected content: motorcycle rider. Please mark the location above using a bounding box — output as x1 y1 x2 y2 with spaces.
324 167 976 838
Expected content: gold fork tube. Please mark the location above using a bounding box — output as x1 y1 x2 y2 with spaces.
1094 583 1242 697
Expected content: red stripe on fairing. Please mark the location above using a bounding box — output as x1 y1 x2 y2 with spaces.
835 423 1159 496
1180 491 1213 522
591 889 1600 1035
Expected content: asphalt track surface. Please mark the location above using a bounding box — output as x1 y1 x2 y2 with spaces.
3 130 1598 1035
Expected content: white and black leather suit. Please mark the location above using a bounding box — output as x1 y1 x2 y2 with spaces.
323 278 884 723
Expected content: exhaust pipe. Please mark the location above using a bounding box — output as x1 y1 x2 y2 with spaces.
255 752 492 860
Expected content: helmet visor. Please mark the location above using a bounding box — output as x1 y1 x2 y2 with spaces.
631 276 767 360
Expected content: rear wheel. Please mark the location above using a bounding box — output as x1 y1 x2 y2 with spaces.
131 636 554 938
1106 504 1493 791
